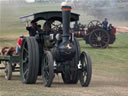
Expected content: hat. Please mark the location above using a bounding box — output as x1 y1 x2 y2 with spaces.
20 34 24 38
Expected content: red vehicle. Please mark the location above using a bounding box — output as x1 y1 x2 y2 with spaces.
73 20 116 48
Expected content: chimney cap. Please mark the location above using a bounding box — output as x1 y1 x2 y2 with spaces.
61 1 72 7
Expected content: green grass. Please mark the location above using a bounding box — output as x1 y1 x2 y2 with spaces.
80 33 128 73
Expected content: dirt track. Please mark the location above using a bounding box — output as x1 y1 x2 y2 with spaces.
0 69 128 96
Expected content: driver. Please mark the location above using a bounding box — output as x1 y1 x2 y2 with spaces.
26 21 38 36
102 18 108 30
43 21 51 35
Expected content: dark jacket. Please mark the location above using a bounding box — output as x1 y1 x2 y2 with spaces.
26 27 37 36
102 20 108 30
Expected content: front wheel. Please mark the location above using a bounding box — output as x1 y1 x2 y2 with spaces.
41 51 54 87
79 52 92 87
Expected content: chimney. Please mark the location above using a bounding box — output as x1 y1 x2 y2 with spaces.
61 1 72 42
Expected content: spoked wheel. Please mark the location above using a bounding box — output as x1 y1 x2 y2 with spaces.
79 52 92 87
4 62 12 80
20 37 39 84
42 51 54 87
87 20 102 28
61 38 80 84
89 29 110 48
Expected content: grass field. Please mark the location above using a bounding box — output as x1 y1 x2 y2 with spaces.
0 1 128 96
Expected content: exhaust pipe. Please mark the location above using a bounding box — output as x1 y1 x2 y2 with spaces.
61 2 72 42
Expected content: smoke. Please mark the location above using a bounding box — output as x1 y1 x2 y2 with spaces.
69 0 128 25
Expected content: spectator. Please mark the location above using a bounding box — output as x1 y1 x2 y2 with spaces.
16 35 24 54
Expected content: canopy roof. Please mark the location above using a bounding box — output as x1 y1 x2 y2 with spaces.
20 11 80 22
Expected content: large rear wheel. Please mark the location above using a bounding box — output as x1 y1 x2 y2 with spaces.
20 37 39 84
89 29 110 48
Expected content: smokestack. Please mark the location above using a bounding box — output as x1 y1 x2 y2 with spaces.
61 1 72 42
54 2 75 62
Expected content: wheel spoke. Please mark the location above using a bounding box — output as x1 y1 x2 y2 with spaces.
89 22 94 27
101 40 107 44
96 21 101 26
23 56 28 64
43 56 50 81
44 65 49 71
44 70 49 80
83 71 87 77
91 37 97 41
23 47 28 54
94 33 98 38
101 33 108 39
102 37 109 41
24 69 29 77
98 31 102 37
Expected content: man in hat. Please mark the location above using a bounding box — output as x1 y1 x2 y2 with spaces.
26 21 38 36
102 18 108 30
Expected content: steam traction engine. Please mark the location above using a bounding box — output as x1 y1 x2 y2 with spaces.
73 20 116 48
20 3 92 87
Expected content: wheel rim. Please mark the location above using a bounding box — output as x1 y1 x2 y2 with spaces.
21 40 29 81
80 54 87 83
79 52 92 87
5 62 12 80
43 56 50 83
5 63 8 78
89 29 109 48
42 51 54 87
